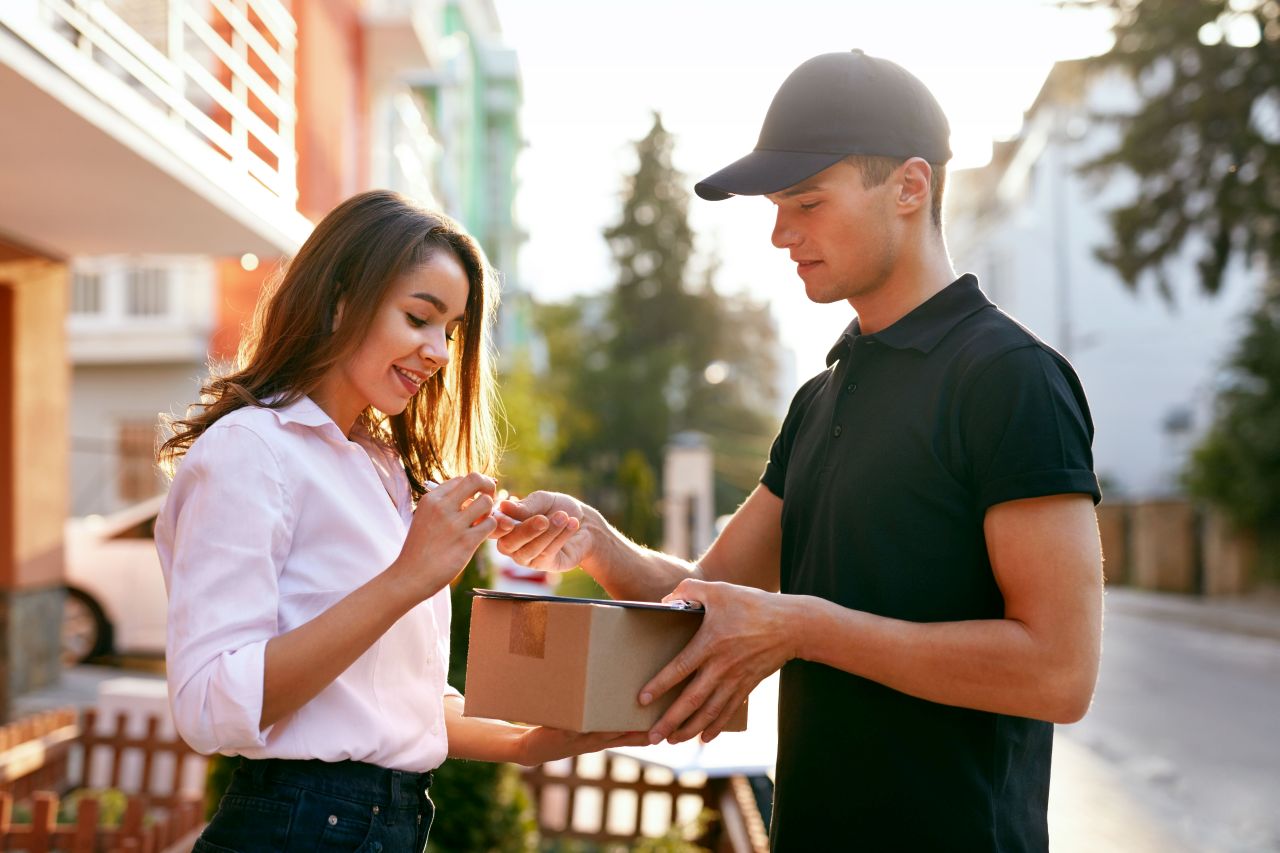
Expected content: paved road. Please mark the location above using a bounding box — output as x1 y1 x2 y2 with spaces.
1054 593 1280 852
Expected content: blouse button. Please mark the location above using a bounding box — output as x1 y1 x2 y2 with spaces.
328 815 338 826
372 805 380 815
833 424 843 438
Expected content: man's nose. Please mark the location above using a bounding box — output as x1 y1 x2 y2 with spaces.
772 209 798 249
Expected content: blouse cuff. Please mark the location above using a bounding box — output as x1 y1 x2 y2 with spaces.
206 638 273 751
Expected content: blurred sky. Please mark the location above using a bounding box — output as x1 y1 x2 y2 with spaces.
491 0 1117 381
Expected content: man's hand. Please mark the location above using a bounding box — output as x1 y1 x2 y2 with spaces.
640 579 801 746
495 491 594 572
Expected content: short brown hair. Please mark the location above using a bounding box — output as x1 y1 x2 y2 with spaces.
845 155 946 230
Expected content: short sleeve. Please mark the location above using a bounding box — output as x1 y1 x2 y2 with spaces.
156 424 294 755
960 346 1101 513
761 374 826 498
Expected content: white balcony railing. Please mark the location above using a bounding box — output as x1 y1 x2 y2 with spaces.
1 0 298 210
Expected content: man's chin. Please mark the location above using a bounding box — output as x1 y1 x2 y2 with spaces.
802 279 847 305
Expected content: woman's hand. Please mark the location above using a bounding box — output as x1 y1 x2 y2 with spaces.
515 726 651 767
391 472 497 600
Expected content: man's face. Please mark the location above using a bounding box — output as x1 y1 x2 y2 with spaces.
766 160 900 305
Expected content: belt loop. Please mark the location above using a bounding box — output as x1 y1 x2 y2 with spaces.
241 756 267 788
390 769 403 810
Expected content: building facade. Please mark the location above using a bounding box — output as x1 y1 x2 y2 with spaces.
946 60 1263 500
0 0 526 716
0 0 308 715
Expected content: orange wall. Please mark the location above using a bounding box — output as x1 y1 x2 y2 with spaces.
215 0 366 361
294 0 367 222
210 258 278 364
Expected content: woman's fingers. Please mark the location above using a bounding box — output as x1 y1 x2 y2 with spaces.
461 493 495 526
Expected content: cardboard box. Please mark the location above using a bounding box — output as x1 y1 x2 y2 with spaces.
463 590 748 733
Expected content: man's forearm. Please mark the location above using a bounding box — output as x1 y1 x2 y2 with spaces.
796 596 1099 724
579 506 700 601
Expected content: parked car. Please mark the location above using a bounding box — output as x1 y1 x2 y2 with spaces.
62 494 168 664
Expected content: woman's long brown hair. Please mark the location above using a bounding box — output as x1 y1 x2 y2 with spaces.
158 190 500 497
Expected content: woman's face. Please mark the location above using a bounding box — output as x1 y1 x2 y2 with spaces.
317 249 471 433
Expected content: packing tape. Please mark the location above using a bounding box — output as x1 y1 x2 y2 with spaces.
508 601 547 659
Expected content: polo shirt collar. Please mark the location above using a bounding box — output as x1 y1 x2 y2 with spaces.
825 274 991 366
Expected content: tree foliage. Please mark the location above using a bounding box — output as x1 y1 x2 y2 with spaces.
535 113 781 545
1081 0 1280 297
1183 287 1280 528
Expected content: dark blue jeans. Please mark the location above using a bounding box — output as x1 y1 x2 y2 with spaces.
193 757 435 852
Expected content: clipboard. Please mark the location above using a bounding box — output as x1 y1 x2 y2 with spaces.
470 588 704 613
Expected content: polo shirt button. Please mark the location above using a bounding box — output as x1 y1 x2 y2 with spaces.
833 424 843 437
846 383 857 394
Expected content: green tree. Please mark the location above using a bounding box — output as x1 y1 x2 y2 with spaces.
1081 0 1280 298
537 113 781 544
1183 288 1280 569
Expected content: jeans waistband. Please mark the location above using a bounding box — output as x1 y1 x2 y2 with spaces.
240 757 434 809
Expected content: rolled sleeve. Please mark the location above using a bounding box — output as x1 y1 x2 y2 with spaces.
961 346 1101 513
157 424 293 754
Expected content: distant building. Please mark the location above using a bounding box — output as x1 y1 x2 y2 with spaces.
415 0 533 364
0 0 525 716
0 0 307 713
946 60 1263 499
48 0 526 517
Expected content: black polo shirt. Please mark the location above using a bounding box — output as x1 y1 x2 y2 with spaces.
761 274 1100 852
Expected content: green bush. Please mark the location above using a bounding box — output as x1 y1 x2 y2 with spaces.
204 753 236 820
429 759 537 853
1185 287 1280 532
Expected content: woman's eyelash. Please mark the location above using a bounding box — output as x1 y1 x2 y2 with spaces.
406 313 427 328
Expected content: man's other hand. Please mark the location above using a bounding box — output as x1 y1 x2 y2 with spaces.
640 579 801 745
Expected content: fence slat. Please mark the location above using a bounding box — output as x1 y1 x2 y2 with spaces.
30 792 58 853
1 707 207 850
73 795 100 853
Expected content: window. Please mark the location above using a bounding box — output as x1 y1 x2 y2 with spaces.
125 267 169 317
71 271 103 315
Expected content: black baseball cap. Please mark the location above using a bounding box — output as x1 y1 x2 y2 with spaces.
695 50 953 201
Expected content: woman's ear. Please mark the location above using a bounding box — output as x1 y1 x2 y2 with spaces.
332 298 345 333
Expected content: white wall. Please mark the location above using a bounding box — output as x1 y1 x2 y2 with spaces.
949 69 1263 499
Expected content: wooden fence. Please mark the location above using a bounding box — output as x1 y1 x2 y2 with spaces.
520 752 769 853
0 707 204 853
2 708 768 851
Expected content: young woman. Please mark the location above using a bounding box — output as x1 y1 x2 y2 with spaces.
156 190 643 852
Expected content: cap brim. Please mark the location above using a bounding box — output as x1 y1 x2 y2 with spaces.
694 149 847 201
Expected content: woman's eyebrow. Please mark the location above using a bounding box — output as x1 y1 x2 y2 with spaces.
411 292 448 312
411 292 464 323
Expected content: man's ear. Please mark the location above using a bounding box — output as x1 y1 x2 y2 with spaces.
897 158 933 216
